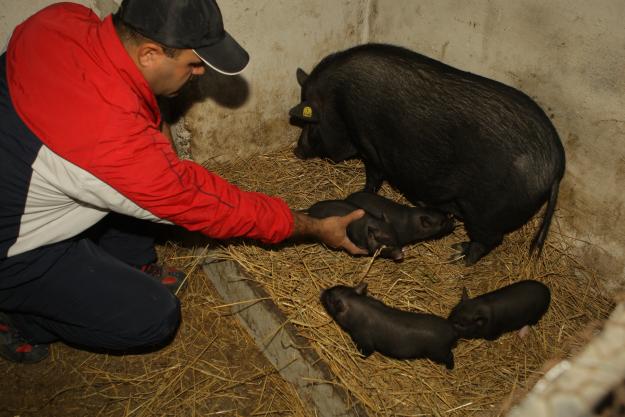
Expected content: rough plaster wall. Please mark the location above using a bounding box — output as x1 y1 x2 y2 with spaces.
180 0 368 164
0 1 123 52
368 0 625 290
93 0 122 16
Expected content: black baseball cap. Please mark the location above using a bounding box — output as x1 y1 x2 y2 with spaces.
117 0 249 75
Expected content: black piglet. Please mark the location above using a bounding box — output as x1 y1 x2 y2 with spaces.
321 282 458 369
448 280 551 341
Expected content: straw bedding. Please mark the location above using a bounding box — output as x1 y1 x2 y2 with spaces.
204 146 616 417
2 241 310 417
3 145 615 416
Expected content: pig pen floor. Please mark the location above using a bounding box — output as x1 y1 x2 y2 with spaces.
204 147 616 417
0 146 616 417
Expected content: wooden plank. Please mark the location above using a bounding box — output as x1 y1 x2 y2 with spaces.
201 256 370 417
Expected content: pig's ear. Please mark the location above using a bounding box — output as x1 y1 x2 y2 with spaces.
355 281 368 295
420 215 434 228
333 298 346 315
461 287 470 302
365 225 379 251
289 101 319 123
474 305 490 327
296 68 309 86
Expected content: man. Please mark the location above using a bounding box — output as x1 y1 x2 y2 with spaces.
0 0 365 363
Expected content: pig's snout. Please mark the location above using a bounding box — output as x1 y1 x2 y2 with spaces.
293 126 313 159
293 145 306 159
381 246 404 261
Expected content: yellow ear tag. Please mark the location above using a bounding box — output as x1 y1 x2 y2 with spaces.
302 106 313 118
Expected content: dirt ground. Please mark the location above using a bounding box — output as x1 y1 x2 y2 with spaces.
0 240 309 417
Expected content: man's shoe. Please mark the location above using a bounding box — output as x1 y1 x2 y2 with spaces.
140 263 186 294
0 312 49 364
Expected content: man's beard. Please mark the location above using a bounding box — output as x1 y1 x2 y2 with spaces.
166 75 198 98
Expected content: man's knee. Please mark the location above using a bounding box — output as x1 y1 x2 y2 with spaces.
136 294 181 348
117 293 182 351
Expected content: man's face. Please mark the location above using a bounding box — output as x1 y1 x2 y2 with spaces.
151 49 206 97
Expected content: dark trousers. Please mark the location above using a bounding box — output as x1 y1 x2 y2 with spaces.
0 214 181 352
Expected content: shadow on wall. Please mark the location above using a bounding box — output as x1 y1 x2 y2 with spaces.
159 67 250 124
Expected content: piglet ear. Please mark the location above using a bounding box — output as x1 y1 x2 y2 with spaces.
420 215 433 228
333 298 346 314
365 225 380 252
355 281 368 295
461 287 470 302
296 68 309 86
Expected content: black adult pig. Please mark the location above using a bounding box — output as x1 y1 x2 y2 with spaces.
321 282 457 369
448 280 551 340
307 199 403 260
290 43 566 266
345 191 454 245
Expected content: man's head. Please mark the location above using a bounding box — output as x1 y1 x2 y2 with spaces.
114 0 249 97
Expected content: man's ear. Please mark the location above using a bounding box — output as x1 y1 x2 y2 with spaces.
136 42 166 69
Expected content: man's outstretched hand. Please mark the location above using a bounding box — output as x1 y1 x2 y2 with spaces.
290 209 368 255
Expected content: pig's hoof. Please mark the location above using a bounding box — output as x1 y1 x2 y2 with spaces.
448 242 469 263
451 242 470 253
452 241 489 266
447 252 466 264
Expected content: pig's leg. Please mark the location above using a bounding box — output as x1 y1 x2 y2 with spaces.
363 163 384 193
464 241 491 266
350 328 375 357
431 350 455 370
454 202 504 265
450 234 502 266
293 126 314 159
445 352 455 370
465 235 503 266
449 241 470 264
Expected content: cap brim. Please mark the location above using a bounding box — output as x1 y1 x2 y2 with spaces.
193 32 249 76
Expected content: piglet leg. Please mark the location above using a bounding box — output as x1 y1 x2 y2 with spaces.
518 325 531 338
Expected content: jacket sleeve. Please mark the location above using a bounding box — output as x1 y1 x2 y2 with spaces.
88 121 294 244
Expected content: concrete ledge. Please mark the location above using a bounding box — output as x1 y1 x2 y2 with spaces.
506 301 625 417
200 255 370 417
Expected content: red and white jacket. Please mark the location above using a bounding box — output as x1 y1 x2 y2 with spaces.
0 3 293 259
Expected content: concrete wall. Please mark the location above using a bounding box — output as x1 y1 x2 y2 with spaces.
0 0 120 51
176 0 369 163
2 1 623 287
